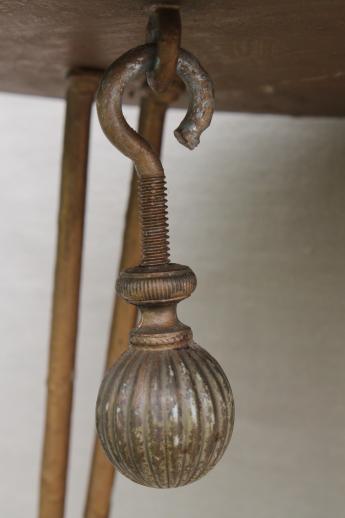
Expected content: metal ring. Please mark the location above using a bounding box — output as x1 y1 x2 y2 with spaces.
96 43 215 179
146 7 181 94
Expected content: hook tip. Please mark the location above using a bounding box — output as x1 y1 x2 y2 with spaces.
174 127 200 150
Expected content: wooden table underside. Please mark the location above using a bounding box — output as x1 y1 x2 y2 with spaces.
1 0 345 115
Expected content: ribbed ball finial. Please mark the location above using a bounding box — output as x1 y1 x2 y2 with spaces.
96 342 234 488
96 263 235 488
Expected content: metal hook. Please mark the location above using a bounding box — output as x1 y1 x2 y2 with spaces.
96 43 215 179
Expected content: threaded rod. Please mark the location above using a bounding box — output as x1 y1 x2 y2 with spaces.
139 175 170 266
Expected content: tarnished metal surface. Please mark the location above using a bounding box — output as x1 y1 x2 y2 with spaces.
138 174 170 266
96 38 234 489
97 343 234 488
146 7 181 94
96 43 215 174
98 255 235 489
96 42 214 266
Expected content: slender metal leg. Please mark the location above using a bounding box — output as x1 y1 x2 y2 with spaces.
39 70 100 518
84 94 168 518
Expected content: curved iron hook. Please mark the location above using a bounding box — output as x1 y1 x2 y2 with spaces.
96 43 215 179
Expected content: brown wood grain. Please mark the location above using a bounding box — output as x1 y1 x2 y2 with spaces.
1 1 345 115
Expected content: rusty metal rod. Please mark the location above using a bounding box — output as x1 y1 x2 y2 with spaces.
146 6 181 94
39 70 100 518
84 92 171 518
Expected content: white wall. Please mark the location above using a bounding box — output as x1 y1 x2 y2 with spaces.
0 93 344 518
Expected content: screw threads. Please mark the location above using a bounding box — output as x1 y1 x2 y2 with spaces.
139 176 170 266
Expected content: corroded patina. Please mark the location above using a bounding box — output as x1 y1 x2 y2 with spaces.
97 342 234 488
95 37 234 488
